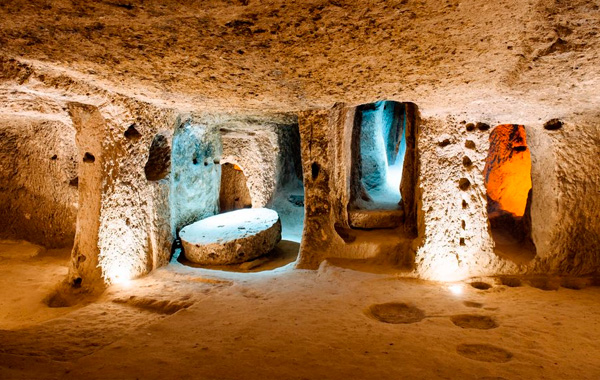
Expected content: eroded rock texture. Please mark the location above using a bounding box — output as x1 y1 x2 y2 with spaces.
529 117 600 276
219 163 252 212
180 208 281 265
170 120 221 235
415 115 600 280
0 0 599 285
294 103 600 280
68 100 177 286
144 133 171 181
1 0 598 116
219 117 300 207
0 117 77 247
297 103 417 270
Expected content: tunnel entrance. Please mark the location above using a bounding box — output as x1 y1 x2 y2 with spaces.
484 124 536 263
219 163 252 213
326 101 419 272
174 121 302 273
348 101 412 230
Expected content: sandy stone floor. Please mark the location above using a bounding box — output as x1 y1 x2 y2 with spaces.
1 240 600 380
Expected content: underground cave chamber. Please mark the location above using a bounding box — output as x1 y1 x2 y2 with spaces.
484 124 536 263
4 3 600 378
168 120 304 269
1 94 597 287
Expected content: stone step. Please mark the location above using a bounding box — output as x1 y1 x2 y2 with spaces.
348 209 405 229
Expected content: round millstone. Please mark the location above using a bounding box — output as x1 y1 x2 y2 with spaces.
180 208 281 265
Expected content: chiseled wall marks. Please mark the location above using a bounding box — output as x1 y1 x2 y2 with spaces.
298 104 600 280
0 116 78 248
220 119 300 209
297 108 343 268
415 116 504 280
221 124 280 208
416 113 600 280
53 95 600 286
170 120 221 235
297 103 419 269
530 116 600 275
68 100 176 287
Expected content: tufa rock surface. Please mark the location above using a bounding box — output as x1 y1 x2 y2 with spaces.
180 208 281 265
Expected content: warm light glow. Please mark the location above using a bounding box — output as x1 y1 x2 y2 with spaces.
448 284 464 296
107 265 132 285
484 124 532 218
426 254 468 282
99 220 138 286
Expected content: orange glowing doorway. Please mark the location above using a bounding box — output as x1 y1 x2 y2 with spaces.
484 124 536 263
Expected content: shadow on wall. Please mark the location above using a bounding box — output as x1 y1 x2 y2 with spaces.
266 123 305 242
144 133 171 181
484 124 536 264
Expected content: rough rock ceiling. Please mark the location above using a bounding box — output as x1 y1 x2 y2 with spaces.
1 0 599 118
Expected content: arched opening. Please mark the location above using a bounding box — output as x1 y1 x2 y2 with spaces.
484 124 536 263
219 163 252 212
